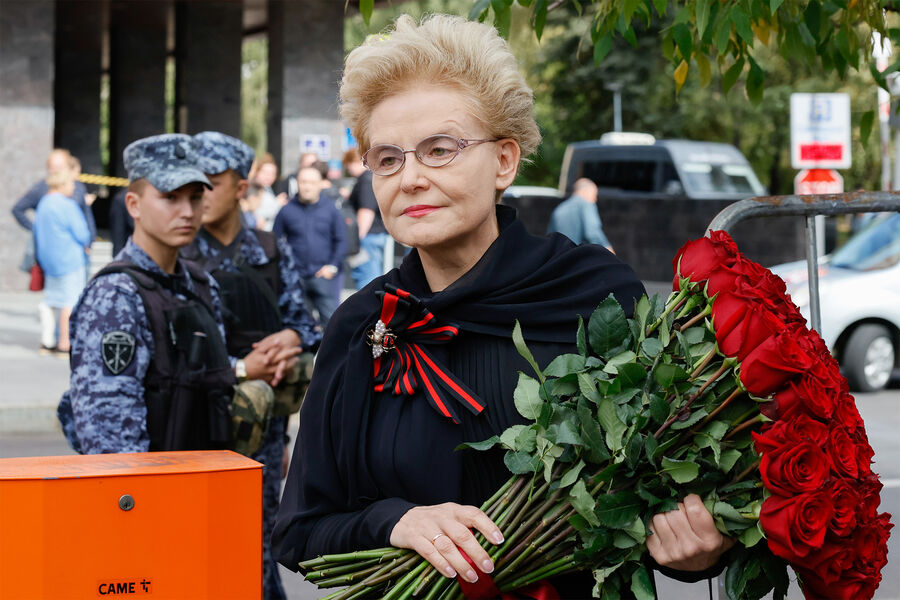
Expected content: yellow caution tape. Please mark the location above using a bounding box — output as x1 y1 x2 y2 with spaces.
78 173 130 187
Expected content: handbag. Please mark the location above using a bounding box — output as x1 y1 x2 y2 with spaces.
29 263 44 292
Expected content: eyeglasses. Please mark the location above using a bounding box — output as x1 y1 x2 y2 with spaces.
362 134 499 176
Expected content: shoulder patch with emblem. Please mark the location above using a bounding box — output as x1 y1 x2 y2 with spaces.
101 331 136 375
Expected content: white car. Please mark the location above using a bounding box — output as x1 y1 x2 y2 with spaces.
770 213 900 392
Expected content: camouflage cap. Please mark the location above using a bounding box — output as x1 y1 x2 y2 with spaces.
123 134 212 193
194 131 255 178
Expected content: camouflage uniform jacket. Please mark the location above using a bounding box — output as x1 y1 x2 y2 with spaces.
66 238 228 454
188 227 321 350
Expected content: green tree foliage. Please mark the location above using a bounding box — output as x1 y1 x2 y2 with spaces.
350 2 887 193
241 36 269 156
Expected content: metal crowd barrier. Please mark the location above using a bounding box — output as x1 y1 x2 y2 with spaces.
707 191 900 333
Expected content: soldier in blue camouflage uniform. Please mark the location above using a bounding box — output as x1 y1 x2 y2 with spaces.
184 131 322 600
58 136 285 599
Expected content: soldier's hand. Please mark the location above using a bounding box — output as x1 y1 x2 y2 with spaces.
243 347 296 385
253 329 301 363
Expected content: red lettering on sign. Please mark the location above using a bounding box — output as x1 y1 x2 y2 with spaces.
800 144 843 161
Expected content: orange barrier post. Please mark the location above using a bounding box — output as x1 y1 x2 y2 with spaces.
0 451 262 600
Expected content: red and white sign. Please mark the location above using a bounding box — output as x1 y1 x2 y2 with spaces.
790 93 851 170
794 169 844 195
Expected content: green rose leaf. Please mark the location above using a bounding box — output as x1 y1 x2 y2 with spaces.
641 337 663 358
719 449 742 473
578 373 604 404
739 522 765 548
588 295 630 356
670 408 708 430
513 321 544 383
594 491 642 528
544 353 587 377
460 435 500 451
569 479 601 527
504 450 540 474
617 362 647 389
631 564 655 600
513 373 543 420
559 459 586 488
576 315 588 356
654 363 689 388
598 396 627 452
578 398 612 462
547 416 583 446
661 456 699 483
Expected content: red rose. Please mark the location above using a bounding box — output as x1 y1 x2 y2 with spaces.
827 425 860 479
740 329 815 397
766 373 837 421
672 231 740 290
851 513 892 573
859 474 884 519
761 490 833 560
833 391 865 434
798 540 855 585
753 414 829 455
829 479 860 536
799 569 873 600
853 428 875 478
760 440 831 495
713 295 785 360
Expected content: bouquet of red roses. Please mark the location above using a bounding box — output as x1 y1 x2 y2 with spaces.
676 231 892 599
298 231 891 600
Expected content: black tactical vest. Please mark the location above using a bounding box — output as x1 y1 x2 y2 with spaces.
182 230 283 358
94 260 236 451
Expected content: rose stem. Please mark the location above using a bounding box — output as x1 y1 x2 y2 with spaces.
729 457 762 486
483 476 520 520
362 554 420 587
382 561 429 600
646 290 689 335
496 515 572 580
686 387 744 435
314 561 389 587
688 349 718 380
495 467 558 542
722 414 765 442
502 555 578 590
419 577 454 600
502 524 575 583
654 361 731 439
497 500 571 571
676 306 710 332
305 558 384 582
494 489 565 563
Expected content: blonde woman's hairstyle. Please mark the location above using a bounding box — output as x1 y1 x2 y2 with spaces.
46 166 75 191
339 14 541 162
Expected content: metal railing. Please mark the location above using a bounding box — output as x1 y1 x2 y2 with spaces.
707 191 900 333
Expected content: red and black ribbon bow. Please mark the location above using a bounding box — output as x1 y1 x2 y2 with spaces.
368 284 485 424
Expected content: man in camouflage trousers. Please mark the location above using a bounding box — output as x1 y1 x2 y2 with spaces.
184 131 322 600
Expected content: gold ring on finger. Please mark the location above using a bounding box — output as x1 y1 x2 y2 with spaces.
431 533 448 544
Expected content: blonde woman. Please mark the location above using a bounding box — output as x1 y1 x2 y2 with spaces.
33 165 91 353
274 15 732 597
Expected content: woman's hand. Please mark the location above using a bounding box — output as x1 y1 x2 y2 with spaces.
390 503 505 583
646 494 736 571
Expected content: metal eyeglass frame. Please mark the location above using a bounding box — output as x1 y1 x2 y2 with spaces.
362 134 499 176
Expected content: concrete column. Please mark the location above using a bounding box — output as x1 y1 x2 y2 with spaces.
175 0 242 136
268 0 344 174
108 0 168 177
0 0 55 290
54 0 104 176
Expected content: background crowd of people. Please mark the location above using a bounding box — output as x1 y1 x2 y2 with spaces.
12 144 391 352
